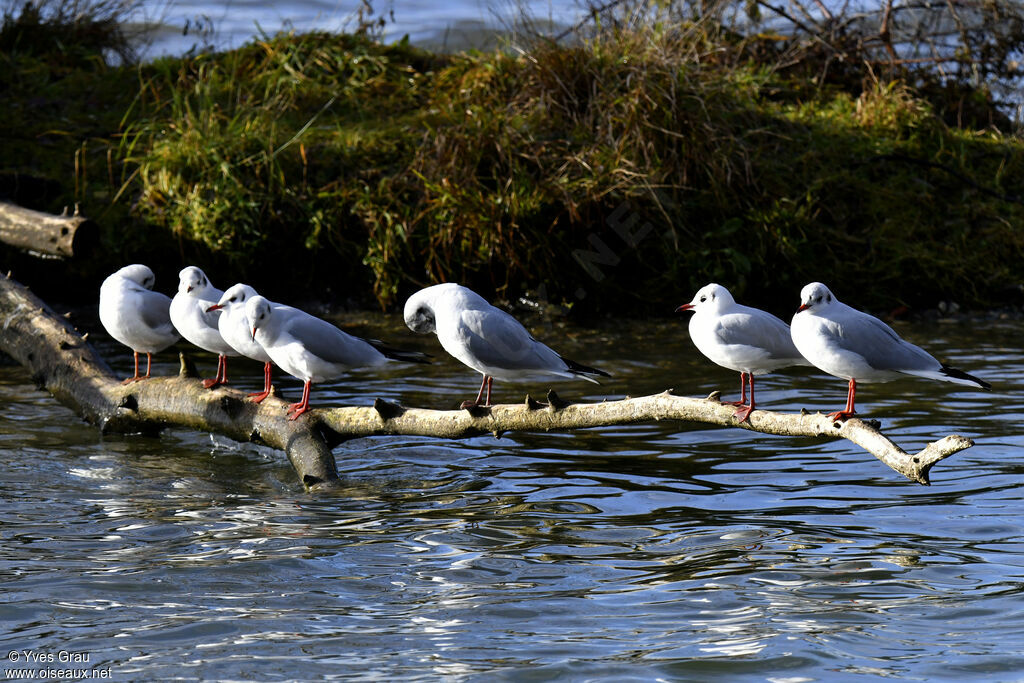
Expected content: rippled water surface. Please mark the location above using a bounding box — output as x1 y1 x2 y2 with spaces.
2 309 1022 681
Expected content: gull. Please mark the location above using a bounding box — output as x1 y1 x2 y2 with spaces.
246 295 429 419
677 282 811 422
403 283 610 408
790 281 990 421
207 283 275 403
169 266 237 389
99 264 180 383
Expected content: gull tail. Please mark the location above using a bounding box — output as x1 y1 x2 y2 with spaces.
561 356 611 384
938 364 991 390
368 339 432 364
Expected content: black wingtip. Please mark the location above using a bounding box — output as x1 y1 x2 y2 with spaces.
561 355 611 379
941 365 991 391
368 339 432 364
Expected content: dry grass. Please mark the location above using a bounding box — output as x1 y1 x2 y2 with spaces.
4 3 1024 312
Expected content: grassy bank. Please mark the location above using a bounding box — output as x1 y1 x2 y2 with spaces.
3 7 1023 314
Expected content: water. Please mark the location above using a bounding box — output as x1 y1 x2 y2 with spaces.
132 0 583 58
1 307 1022 680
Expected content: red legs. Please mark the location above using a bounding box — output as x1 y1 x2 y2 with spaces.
827 378 858 421
717 372 756 423
248 361 273 403
122 351 155 384
202 354 230 389
461 375 493 409
120 351 142 384
721 372 749 407
286 380 312 420
732 373 757 424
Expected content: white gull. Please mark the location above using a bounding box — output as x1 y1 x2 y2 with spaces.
403 283 609 408
98 264 179 383
207 283 275 403
169 266 237 389
246 295 428 419
677 282 811 422
790 281 990 421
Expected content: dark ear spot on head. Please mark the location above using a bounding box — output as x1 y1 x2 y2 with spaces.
410 306 436 333
826 293 832 303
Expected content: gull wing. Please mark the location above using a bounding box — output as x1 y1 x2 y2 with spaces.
831 307 939 372
458 308 564 373
287 313 383 367
713 308 804 363
136 289 175 334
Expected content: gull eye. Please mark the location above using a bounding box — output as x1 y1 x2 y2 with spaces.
699 296 706 303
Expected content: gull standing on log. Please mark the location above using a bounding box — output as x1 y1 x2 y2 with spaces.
207 283 276 403
790 281 991 421
246 295 429 419
169 266 237 389
677 282 811 422
99 264 179 383
403 283 610 408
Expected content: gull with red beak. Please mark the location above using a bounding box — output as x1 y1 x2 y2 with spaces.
676 283 810 422
206 283 277 403
245 295 429 419
790 281 990 421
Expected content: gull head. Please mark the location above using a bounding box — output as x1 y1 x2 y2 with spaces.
403 290 437 335
797 282 836 314
245 295 274 341
116 264 156 290
178 266 211 296
209 283 258 313
675 283 735 314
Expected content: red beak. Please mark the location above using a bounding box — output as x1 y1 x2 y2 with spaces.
797 303 809 312
675 303 695 313
206 303 222 313
251 326 257 341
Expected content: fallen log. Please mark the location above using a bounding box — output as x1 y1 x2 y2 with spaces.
0 273 973 490
0 201 96 259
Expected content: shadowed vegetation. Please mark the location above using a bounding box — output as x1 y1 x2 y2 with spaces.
2 0 1023 313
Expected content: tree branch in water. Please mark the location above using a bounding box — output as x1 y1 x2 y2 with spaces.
0 273 971 489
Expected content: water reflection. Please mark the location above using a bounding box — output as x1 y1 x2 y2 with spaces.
0 311 1021 679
